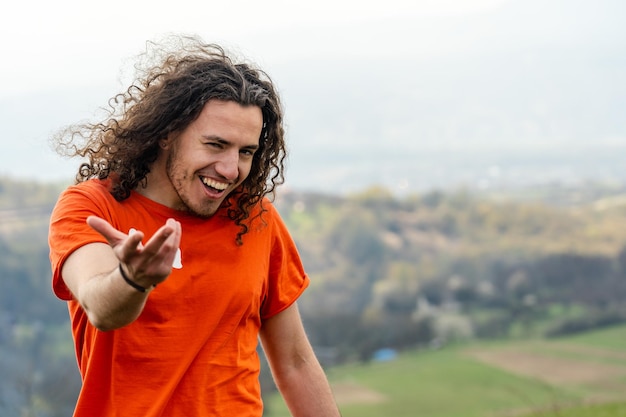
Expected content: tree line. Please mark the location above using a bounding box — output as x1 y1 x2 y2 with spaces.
2 177 626 415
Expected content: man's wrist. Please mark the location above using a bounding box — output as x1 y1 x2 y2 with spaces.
118 263 154 293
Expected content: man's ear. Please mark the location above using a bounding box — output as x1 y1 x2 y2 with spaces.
161 131 180 150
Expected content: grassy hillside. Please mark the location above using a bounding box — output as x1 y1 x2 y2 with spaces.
2 177 626 415
265 325 626 417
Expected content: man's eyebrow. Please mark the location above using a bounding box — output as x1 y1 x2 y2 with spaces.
202 134 227 142
202 135 259 150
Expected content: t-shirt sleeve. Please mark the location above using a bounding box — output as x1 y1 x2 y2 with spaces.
48 183 111 301
260 204 310 320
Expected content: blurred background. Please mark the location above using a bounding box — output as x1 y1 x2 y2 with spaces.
1 0 626 416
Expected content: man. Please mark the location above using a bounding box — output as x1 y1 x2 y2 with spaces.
49 35 341 417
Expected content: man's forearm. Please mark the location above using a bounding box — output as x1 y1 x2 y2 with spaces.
275 359 341 417
73 263 151 331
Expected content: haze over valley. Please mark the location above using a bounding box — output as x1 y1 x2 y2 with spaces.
1 0 624 195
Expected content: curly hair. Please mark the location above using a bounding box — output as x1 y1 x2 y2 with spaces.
53 35 286 244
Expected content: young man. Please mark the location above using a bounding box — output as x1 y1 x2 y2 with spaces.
48 35 341 417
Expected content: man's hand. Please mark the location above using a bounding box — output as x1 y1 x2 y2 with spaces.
86 216 182 289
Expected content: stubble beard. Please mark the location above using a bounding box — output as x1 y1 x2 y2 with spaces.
165 152 221 219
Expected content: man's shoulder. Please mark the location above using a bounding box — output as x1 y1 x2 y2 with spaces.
55 179 118 213
253 197 281 220
65 178 112 195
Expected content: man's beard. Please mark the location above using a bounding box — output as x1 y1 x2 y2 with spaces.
165 152 221 218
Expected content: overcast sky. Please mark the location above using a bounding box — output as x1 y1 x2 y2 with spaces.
1 0 624 193
0 0 511 97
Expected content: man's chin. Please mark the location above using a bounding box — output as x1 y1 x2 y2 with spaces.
193 201 224 218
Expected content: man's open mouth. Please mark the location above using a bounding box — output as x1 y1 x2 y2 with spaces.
201 176 229 193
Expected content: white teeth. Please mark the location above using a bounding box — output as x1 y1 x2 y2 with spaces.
201 177 228 191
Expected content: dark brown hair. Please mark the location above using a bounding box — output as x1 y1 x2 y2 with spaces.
54 35 286 244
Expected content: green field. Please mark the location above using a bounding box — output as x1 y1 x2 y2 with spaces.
265 325 626 417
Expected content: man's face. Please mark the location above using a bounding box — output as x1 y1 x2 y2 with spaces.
162 99 263 217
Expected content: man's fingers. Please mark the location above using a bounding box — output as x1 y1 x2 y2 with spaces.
87 216 181 283
86 215 144 252
142 219 181 260
122 219 181 284
86 216 126 242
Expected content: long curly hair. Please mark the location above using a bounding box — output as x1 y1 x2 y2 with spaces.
53 35 286 244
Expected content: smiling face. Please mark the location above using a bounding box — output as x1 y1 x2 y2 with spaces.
141 99 263 217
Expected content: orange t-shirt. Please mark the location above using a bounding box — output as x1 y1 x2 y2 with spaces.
48 179 309 417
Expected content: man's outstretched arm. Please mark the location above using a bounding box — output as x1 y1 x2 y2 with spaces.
61 216 181 331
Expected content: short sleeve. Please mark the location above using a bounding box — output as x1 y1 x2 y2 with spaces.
48 182 112 300
260 204 309 320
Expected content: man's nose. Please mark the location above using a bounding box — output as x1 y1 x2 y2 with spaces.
215 150 239 180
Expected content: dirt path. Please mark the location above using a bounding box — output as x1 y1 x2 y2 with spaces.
464 342 626 406
541 341 626 361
